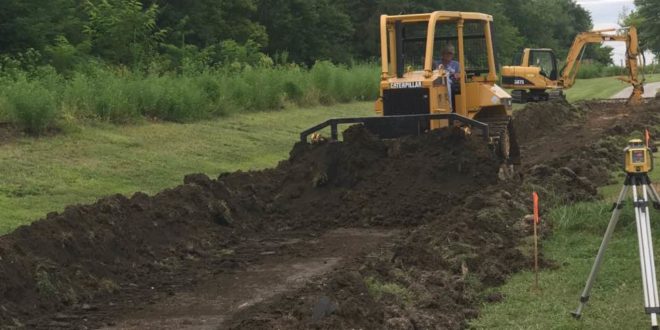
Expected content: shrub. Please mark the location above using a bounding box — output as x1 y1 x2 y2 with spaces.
0 61 380 131
575 62 604 79
3 77 59 135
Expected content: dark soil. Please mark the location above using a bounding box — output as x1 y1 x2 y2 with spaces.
1 99 659 329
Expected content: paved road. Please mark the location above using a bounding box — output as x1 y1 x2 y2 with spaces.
611 81 660 99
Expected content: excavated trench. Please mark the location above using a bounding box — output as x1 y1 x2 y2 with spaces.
1 99 659 329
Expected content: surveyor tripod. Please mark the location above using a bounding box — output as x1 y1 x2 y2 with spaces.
572 173 660 329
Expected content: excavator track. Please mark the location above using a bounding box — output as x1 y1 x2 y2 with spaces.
548 89 566 101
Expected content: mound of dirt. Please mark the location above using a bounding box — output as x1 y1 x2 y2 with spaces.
513 100 583 142
221 100 660 330
0 126 504 327
4 98 657 329
516 99 660 187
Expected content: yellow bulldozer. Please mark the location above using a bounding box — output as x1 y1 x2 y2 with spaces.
501 27 645 104
301 11 520 166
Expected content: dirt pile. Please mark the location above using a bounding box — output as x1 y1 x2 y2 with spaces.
513 100 584 143
0 126 502 328
2 98 657 329
225 182 532 330
221 99 660 330
517 99 660 188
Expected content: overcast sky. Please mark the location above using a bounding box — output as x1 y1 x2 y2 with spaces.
576 0 655 65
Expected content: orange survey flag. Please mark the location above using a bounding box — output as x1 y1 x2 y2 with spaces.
533 192 540 224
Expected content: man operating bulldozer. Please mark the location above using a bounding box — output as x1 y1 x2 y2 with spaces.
435 44 461 112
435 44 460 78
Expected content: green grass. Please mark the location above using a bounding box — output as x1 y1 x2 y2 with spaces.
0 62 379 134
473 152 660 329
0 102 373 233
472 201 660 329
475 76 660 328
565 73 660 102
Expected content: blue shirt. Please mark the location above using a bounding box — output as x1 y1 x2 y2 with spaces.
434 60 460 74
441 60 460 74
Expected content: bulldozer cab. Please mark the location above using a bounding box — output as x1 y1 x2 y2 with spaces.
375 12 511 128
390 18 494 79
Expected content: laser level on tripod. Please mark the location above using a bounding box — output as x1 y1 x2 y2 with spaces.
572 138 660 329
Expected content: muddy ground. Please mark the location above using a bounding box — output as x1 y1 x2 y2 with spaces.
0 100 659 329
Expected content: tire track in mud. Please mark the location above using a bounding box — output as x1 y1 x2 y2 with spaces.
102 229 396 330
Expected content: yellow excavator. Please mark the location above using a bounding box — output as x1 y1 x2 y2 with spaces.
501 27 645 104
301 11 520 166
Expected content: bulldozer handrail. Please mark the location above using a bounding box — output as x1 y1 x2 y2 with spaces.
300 114 490 143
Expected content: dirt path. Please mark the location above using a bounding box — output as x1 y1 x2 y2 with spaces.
95 228 396 330
611 82 660 99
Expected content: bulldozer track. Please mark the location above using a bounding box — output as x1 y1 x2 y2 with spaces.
473 113 521 165
473 114 511 139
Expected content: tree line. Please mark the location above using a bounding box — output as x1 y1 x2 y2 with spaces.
0 0 619 72
626 0 660 58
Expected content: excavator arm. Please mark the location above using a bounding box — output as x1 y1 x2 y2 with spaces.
560 27 644 103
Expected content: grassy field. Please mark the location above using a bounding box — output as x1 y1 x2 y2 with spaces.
0 102 372 233
472 151 660 328
565 73 660 102
474 72 660 329
472 201 660 329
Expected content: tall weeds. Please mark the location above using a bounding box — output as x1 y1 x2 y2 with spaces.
0 61 380 134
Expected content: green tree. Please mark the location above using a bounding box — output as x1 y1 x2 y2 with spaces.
255 0 354 64
630 0 660 56
0 0 607 70
83 0 165 66
0 0 86 54
151 0 268 48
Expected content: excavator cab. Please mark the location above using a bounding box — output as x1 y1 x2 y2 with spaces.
511 49 559 80
529 50 559 80
300 11 520 167
503 48 562 102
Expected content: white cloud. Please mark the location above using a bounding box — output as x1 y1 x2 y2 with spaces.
576 0 632 5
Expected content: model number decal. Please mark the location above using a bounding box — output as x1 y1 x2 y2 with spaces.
514 79 526 85
390 81 422 89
